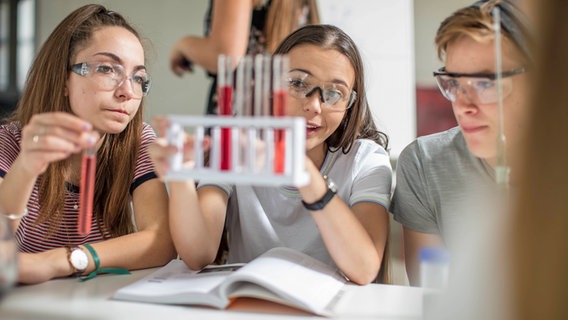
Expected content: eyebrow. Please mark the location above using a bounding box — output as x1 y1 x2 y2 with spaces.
92 52 146 71
289 68 350 87
435 67 526 80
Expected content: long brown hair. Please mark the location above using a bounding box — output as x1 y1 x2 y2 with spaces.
12 4 145 237
264 0 320 53
274 24 389 154
274 24 390 283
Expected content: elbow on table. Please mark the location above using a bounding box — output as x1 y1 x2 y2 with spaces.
177 245 218 271
180 254 214 271
349 267 380 285
345 255 382 285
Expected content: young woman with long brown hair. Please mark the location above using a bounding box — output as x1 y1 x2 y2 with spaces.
0 4 176 284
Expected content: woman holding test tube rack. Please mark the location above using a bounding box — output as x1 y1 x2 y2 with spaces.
0 4 175 284
150 24 392 284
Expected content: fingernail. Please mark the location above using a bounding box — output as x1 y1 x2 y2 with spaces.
87 136 97 145
83 122 92 130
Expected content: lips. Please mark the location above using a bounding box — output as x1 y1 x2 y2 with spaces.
107 108 129 116
306 122 320 135
460 124 488 134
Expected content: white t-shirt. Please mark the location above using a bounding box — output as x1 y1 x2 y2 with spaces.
199 139 392 267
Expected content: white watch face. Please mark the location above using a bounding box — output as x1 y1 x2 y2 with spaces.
70 248 89 271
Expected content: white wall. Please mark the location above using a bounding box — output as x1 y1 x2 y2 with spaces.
414 0 473 86
319 0 415 157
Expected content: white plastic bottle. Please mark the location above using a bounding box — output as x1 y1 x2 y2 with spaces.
419 247 450 290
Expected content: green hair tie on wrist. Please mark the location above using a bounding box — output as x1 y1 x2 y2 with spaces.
80 243 130 282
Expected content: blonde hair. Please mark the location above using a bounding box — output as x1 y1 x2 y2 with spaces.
264 0 320 53
435 0 531 63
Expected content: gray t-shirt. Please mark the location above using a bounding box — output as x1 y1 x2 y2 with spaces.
200 139 392 267
390 127 497 247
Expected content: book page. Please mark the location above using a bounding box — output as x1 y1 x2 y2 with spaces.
113 260 240 308
219 247 346 315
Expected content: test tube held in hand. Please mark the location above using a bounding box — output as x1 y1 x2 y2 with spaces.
273 55 289 174
78 147 96 236
218 55 233 171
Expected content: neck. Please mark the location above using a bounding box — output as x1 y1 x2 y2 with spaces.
307 143 328 171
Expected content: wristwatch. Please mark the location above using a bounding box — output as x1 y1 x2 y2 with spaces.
302 175 337 211
67 246 89 277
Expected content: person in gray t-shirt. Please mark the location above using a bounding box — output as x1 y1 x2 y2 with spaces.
390 0 532 286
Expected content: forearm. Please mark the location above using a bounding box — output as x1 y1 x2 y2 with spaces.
168 181 222 269
176 0 252 73
17 228 175 285
86 228 176 271
299 164 385 284
312 201 385 284
176 36 231 73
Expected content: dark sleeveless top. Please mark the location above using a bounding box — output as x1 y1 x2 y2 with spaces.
204 0 272 115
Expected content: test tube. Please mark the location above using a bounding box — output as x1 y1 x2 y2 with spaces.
217 55 233 171
253 54 263 117
195 126 204 170
167 122 184 172
78 146 96 236
272 55 289 174
261 55 271 117
243 55 253 117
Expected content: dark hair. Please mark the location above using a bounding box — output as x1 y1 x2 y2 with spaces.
274 24 388 153
436 0 533 64
13 4 145 237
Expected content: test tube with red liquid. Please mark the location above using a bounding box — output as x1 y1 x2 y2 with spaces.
272 55 289 174
218 55 233 171
78 146 96 236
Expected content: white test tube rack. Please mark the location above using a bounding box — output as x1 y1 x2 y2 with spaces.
165 115 310 187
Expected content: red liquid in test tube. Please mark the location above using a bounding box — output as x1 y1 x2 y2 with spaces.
218 55 233 171
78 147 96 236
273 89 286 174
219 85 233 171
272 55 288 174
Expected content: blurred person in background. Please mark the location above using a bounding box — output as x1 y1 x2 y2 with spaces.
508 0 568 318
169 0 320 115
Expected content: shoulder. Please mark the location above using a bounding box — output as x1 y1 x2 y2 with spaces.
399 127 465 164
141 122 156 139
351 139 390 162
332 139 391 175
0 122 22 146
0 122 22 136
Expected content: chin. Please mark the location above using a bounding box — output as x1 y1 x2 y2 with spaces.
99 123 129 135
466 142 496 160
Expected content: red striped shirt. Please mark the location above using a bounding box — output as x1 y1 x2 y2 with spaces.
0 122 158 253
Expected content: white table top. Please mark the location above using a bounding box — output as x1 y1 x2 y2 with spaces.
0 267 423 320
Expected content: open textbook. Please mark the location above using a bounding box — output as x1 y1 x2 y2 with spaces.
113 247 347 316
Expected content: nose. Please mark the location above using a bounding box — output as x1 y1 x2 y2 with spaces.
303 88 323 114
452 86 479 114
115 77 137 100
305 86 325 103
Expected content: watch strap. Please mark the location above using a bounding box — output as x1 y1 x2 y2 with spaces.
302 175 337 211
